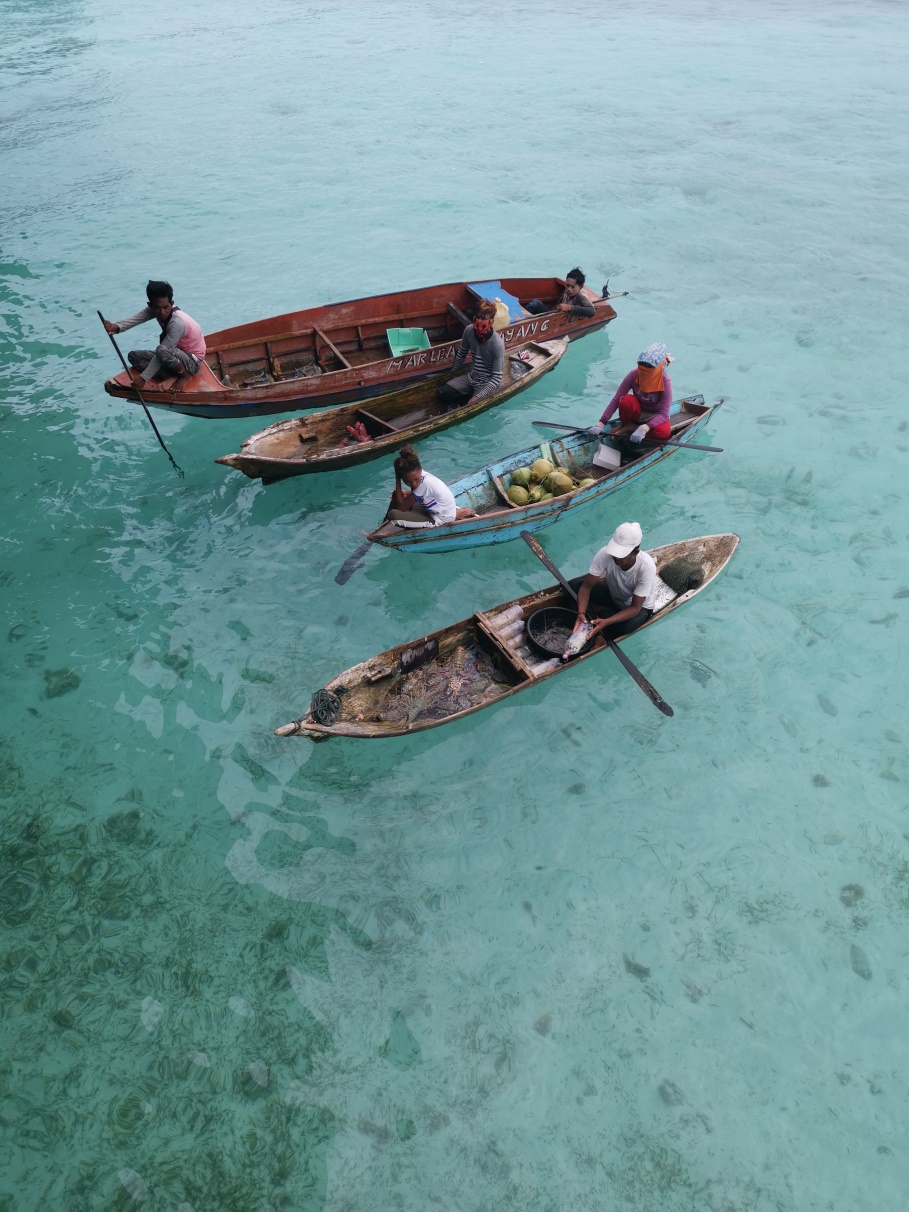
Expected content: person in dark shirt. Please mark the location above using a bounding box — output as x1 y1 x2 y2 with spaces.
525 268 597 318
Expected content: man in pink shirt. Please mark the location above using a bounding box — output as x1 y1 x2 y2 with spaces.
104 280 206 387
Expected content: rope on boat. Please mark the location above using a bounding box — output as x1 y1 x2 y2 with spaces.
310 689 341 726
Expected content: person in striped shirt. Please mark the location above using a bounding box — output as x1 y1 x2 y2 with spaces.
438 299 505 410
386 445 476 528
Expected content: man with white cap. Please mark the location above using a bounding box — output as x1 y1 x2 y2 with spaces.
569 521 657 643
588 342 673 447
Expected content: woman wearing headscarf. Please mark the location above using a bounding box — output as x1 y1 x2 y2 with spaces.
438 299 505 410
588 342 674 446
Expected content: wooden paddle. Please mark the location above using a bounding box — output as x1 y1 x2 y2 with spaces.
335 538 372 585
520 530 674 718
532 420 722 453
98 311 185 477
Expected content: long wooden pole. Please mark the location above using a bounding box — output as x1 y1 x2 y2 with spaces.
520 530 673 717
532 420 722 453
98 311 184 478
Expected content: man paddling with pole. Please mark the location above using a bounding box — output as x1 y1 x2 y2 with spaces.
103 280 205 389
570 521 656 646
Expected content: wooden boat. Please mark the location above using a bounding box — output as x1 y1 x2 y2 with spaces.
215 339 568 481
103 278 617 420
275 533 740 740
367 395 722 554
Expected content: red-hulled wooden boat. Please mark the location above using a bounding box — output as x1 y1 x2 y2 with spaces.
102 278 618 420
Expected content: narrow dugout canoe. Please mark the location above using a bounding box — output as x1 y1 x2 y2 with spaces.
103 278 617 420
275 533 740 740
215 339 568 481
367 396 722 554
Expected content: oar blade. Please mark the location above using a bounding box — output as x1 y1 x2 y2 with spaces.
606 639 674 716
334 539 372 585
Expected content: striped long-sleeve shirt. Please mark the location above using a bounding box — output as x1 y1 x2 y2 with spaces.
451 326 505 401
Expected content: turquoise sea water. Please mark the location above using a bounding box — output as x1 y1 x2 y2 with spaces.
2 0 909 1207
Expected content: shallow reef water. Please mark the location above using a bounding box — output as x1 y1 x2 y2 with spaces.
2 0 909 1208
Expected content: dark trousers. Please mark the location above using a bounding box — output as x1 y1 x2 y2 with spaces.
567 577 652 640
129 346 200 379
437 374 473 409
525 299 548 315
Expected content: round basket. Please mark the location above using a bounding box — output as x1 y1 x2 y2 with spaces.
526 606 581 656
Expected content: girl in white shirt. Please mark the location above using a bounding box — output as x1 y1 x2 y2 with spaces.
387 445 475 529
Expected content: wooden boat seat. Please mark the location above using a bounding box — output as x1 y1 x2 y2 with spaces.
355 408 399 436
474 611 534 681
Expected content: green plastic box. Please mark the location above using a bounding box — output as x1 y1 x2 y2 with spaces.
386 327 431 357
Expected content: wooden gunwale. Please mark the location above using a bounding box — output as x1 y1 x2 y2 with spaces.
277 534 741 740
366 397 723 552
215 339 569 480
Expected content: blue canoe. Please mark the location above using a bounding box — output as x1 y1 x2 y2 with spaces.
367 395 723 554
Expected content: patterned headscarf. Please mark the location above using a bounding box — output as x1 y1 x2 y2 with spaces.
637 342 669 367
473 318 494 342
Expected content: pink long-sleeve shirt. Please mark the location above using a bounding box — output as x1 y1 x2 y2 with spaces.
600 369 673 428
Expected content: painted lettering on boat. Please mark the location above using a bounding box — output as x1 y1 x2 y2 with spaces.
386 346 456 373
383 321 550 375
504 319 550 341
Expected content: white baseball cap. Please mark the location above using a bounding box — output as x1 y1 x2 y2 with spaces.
604 521 643 557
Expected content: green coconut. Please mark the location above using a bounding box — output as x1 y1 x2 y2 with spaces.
540 491 554 501
510 467 532 489
528 484 545 503
577 477 596 489
530 458 554 483
507 485 530 506
550 471 574 495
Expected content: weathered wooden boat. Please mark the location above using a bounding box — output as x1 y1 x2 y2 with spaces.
104 278 617 420
275 533 740 740
214 339 568 480
367 395 722 554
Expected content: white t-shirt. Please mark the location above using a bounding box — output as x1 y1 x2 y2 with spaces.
412 471 457 524
588 547 657 610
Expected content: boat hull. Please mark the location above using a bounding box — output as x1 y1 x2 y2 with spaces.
103 278 617 419
215 340 568 480
368 397 722 553
277 534 740 740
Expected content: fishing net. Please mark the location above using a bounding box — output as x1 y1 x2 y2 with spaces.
310 689 341 725
379 644 509 725
659 557 705 594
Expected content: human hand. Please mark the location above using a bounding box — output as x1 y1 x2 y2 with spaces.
557 303 572 313
467 395 479 407
588 422 605 437
103 320 120 335
629 424 649 445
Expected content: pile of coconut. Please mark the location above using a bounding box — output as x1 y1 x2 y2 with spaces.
505 458 595 506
